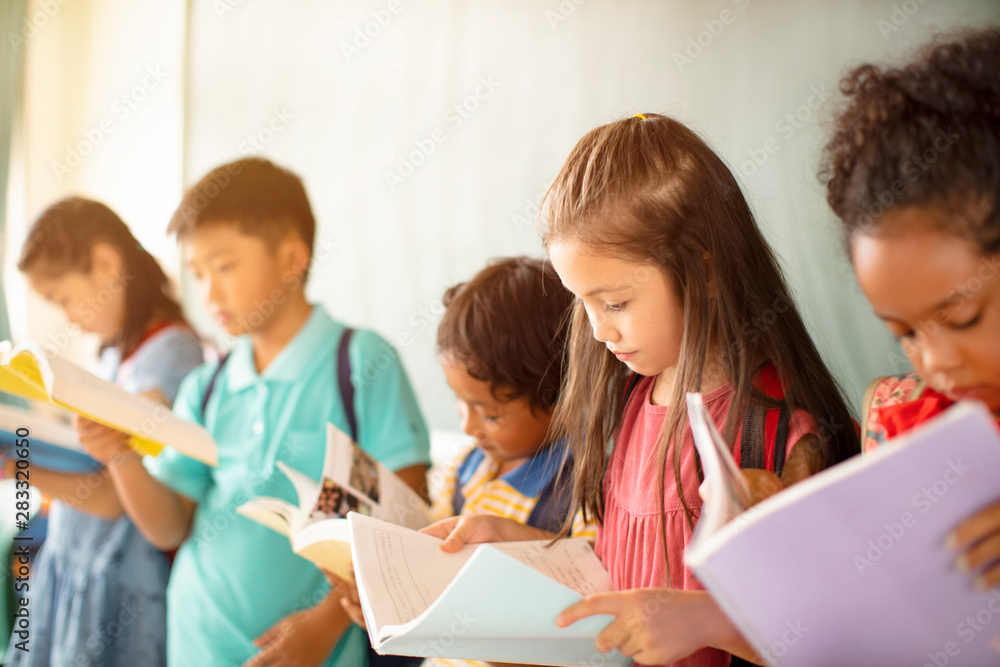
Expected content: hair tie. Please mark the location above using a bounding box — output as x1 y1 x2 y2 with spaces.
634 113 647 120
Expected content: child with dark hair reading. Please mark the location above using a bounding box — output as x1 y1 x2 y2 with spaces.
76 158 431 667
3 197 204 667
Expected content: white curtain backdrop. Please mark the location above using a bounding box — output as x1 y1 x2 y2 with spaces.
5 0 186 361
8 0 1000 436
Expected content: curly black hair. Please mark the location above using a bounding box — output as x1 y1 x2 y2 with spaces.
820 27 1000 254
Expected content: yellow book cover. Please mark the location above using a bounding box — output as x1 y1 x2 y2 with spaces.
0 340 217 466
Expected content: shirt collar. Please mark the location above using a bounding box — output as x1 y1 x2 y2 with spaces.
498 438 570 498
224 305 342 393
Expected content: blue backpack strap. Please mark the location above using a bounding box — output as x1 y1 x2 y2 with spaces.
200 328 357 441
199 353 230 421
337 328 357 442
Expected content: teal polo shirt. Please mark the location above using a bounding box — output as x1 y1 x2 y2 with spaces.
146 306 430 666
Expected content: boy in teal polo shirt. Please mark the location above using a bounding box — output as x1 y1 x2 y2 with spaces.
78 158 431 666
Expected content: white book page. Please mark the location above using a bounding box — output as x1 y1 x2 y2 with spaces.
237 496 297 536
21 342 217 465
351 513 475 632
686 392 752 558
493 538 612 598
274 461 321 531
0 341 218 465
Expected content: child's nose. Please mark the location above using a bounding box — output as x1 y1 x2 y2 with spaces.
590 314 619 345
918 332 962 375
200 276 222 306
458 404 485 439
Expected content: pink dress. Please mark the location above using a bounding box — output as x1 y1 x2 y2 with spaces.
595 376 815 667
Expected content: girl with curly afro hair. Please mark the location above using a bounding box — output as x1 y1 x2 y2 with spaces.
821 27 1000 593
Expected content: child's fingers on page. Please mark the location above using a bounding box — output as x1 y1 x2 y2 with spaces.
251 628 276 648
978 561 1000 592
242 645 275 667
440 517 483 552
593 615 630 654
340 596 367 628
555 592 623 627
950 499 1000 549
957 531 1000 573
420 516 460 539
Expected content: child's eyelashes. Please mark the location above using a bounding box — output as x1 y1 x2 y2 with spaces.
893 312 982 343
572 297 627 313
951 312 982 330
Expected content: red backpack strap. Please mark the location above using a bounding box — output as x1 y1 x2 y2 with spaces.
736 363 791 475
622 372 642 407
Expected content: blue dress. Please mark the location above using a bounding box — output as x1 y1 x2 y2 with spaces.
6 326 203 667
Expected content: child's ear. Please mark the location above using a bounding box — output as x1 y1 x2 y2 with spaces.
278 233 311 285
89 242 124 283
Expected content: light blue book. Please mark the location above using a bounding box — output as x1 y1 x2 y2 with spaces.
350 512 632 666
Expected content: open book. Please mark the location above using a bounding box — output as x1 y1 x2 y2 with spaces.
350 513 630 666
685 394 1000 666
0 340 217 465
237 423 431 579
0 403 103 473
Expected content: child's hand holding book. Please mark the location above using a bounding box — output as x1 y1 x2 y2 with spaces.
556 587 757 665
950 499 1000 591
74 415 135 466
243 594 350 667
324 568 367 629
421 513 555 552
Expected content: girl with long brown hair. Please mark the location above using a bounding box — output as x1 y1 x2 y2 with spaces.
429 114 859 666
3 197 203 667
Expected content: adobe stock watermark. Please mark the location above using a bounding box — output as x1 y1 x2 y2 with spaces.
51 65 168 182
887 252 1000 373
853 458 971 576
737 82 832 179
213 232 341 345
417 610 476 656
878 0 935 40
213 0 245 21
855 126 962 235
238 108 294 156
759 620 810 664
545 0 586 31
383 76 501 192
357 284 461 390
511 183 550 234
73 598 146 666
672 0 750 73
922 590 1000 667
8 0 70 54
28 267 136 361
340 0 405 62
